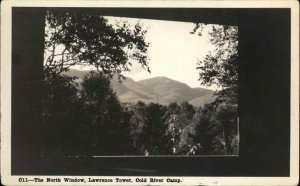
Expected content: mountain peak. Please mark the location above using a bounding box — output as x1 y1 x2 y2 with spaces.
65 69 214 106
138 76 188 86
146 76 172 80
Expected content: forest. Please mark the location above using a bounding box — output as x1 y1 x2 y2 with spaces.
42 10 238 157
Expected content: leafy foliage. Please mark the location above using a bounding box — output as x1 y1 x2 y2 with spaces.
128 102 171 155
128 101 149 154
188 24 239 155
44 10 150 79
42 74 88 156
191 101 238 155
42 10 151 156
164 102 196 154
42 76 238 156
192 24 238 104
80 71 123 155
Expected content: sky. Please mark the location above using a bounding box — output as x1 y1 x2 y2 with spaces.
111 17 216 89
70 17 218 89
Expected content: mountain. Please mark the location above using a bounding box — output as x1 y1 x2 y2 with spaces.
65 69 215 107
188 93 217 107
137 77 213 105
64 69 89 79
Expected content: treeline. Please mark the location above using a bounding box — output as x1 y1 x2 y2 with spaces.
42 71 238 157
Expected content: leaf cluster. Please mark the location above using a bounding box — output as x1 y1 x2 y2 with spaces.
44 10 150 79
192 24 238 103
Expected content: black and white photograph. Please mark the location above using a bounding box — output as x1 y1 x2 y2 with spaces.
42 10 239 157
1 0 299 185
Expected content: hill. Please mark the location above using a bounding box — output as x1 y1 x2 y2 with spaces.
65 69 215 107
188 93 217 107
137 77 213 105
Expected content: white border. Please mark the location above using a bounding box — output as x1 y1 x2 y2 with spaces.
1 0 299 185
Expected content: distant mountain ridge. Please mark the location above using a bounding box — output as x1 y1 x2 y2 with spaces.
65 69 215 107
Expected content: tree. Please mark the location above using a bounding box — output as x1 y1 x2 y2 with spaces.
191 101 238 155
41 74 86 156
164 103 181 154
191 24 239 155
129 101 149 154
214 101 238 154
42 10 152 156
191 104 225 155
128 102 172 155
44 10 150 79
144 103 169 155
80 71 123 155
164 102 196 155
192 24 238 104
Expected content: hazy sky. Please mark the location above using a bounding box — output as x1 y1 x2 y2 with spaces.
110 17 216 88
72 17 218 89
